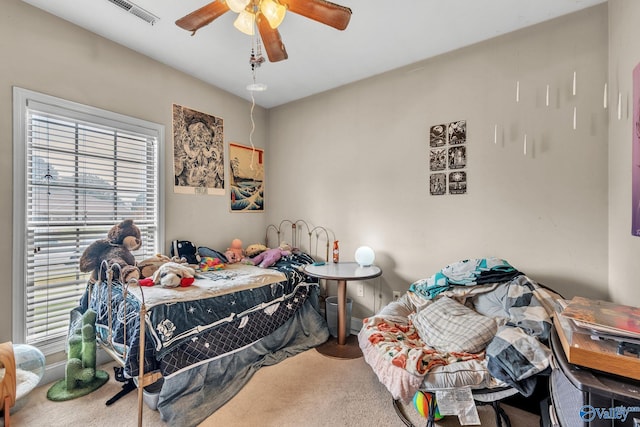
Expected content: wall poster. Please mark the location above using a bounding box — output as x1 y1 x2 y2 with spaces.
229 143 264 212
633 63 640 236
172 104 225 195
429 120 467 195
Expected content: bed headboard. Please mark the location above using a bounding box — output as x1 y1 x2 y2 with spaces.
265 219 336 262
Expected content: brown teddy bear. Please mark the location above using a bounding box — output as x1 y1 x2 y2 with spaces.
79 219 142 283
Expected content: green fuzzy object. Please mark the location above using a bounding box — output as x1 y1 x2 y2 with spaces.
47 370 109 402
47 308 108 401
68 334 82 360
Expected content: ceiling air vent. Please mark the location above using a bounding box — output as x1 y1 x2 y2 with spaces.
106 0 159 25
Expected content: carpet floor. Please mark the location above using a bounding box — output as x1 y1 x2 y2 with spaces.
4 348 541 427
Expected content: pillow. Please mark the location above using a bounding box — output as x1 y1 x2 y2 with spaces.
410 296 497 353
422 359 494 390
198 246 228 263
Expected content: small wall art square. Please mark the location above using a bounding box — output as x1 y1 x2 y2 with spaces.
429 120 467 195
229 142 264 212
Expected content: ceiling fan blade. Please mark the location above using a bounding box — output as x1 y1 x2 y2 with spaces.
175 1 230 34
256 13 288 62
279 0 352 30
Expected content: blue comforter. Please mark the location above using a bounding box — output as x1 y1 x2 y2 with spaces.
158 299 328 426
76 252 320 378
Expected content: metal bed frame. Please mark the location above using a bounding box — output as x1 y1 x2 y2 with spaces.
265 219 335 262
88 219 335 427
88 262 159 427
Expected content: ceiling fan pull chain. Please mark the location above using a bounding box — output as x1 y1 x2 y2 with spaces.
249 33 265 74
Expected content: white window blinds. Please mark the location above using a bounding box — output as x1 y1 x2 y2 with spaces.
13 88 164 355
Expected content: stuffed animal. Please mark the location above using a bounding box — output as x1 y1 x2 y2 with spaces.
151 262 196 288
225 250 240 264
79 219 141 283
245 243 268 258
279 242 292 252
137 254 187 279
225 239 244 264
252 247 292 268
137 254 172 279
170 240 200 265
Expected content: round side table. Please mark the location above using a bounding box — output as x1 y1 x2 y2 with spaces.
304 262 382 359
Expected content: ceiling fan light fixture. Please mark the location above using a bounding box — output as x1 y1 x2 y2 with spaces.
176 0 353 62
234 10 256 35
227 0 251 13
260 0 286 29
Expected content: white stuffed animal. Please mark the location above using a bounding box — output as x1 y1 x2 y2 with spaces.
152 262 196 288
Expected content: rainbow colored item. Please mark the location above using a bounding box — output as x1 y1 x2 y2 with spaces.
199 257 225 271
413 391 443 420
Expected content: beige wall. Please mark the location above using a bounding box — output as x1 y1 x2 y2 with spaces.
267 5 610 319
608 0 640 305
1 0 626 337
0 0 268 342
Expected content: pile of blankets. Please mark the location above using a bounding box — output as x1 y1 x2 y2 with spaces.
408 257 522 299
359 258 561 400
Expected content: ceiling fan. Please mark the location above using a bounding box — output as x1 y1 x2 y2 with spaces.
175 0 352 63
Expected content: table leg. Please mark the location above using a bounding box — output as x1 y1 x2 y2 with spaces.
4 396 10 427
337 279 347 345
315 277 361 359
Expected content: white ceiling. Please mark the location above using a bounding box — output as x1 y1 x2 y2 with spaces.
21 0 606 108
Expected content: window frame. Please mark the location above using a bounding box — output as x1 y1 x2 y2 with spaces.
12 87 165 355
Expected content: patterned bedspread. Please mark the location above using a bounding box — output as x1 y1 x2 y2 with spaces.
77 251 318 378
159 283 313 377
360 316 485 377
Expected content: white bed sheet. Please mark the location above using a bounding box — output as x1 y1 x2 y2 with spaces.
127 263 287 308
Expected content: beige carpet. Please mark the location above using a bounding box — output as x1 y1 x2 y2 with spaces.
4 349 540 427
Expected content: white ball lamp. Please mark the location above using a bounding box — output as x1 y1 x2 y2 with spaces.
354 246 375 267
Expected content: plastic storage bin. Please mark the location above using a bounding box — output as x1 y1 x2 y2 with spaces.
143 378 164 410
325 296 352 338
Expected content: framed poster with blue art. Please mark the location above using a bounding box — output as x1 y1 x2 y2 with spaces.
229 143 264 212
633 63 640 236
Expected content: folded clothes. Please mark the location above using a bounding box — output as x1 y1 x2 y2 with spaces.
409 257 522 300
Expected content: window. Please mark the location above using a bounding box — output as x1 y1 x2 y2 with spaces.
13 87 164 356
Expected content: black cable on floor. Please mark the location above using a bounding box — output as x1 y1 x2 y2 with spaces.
392 398 435 427
392 398 414 427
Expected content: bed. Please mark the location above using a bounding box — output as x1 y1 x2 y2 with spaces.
357 258 561 426
71 220 335 427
